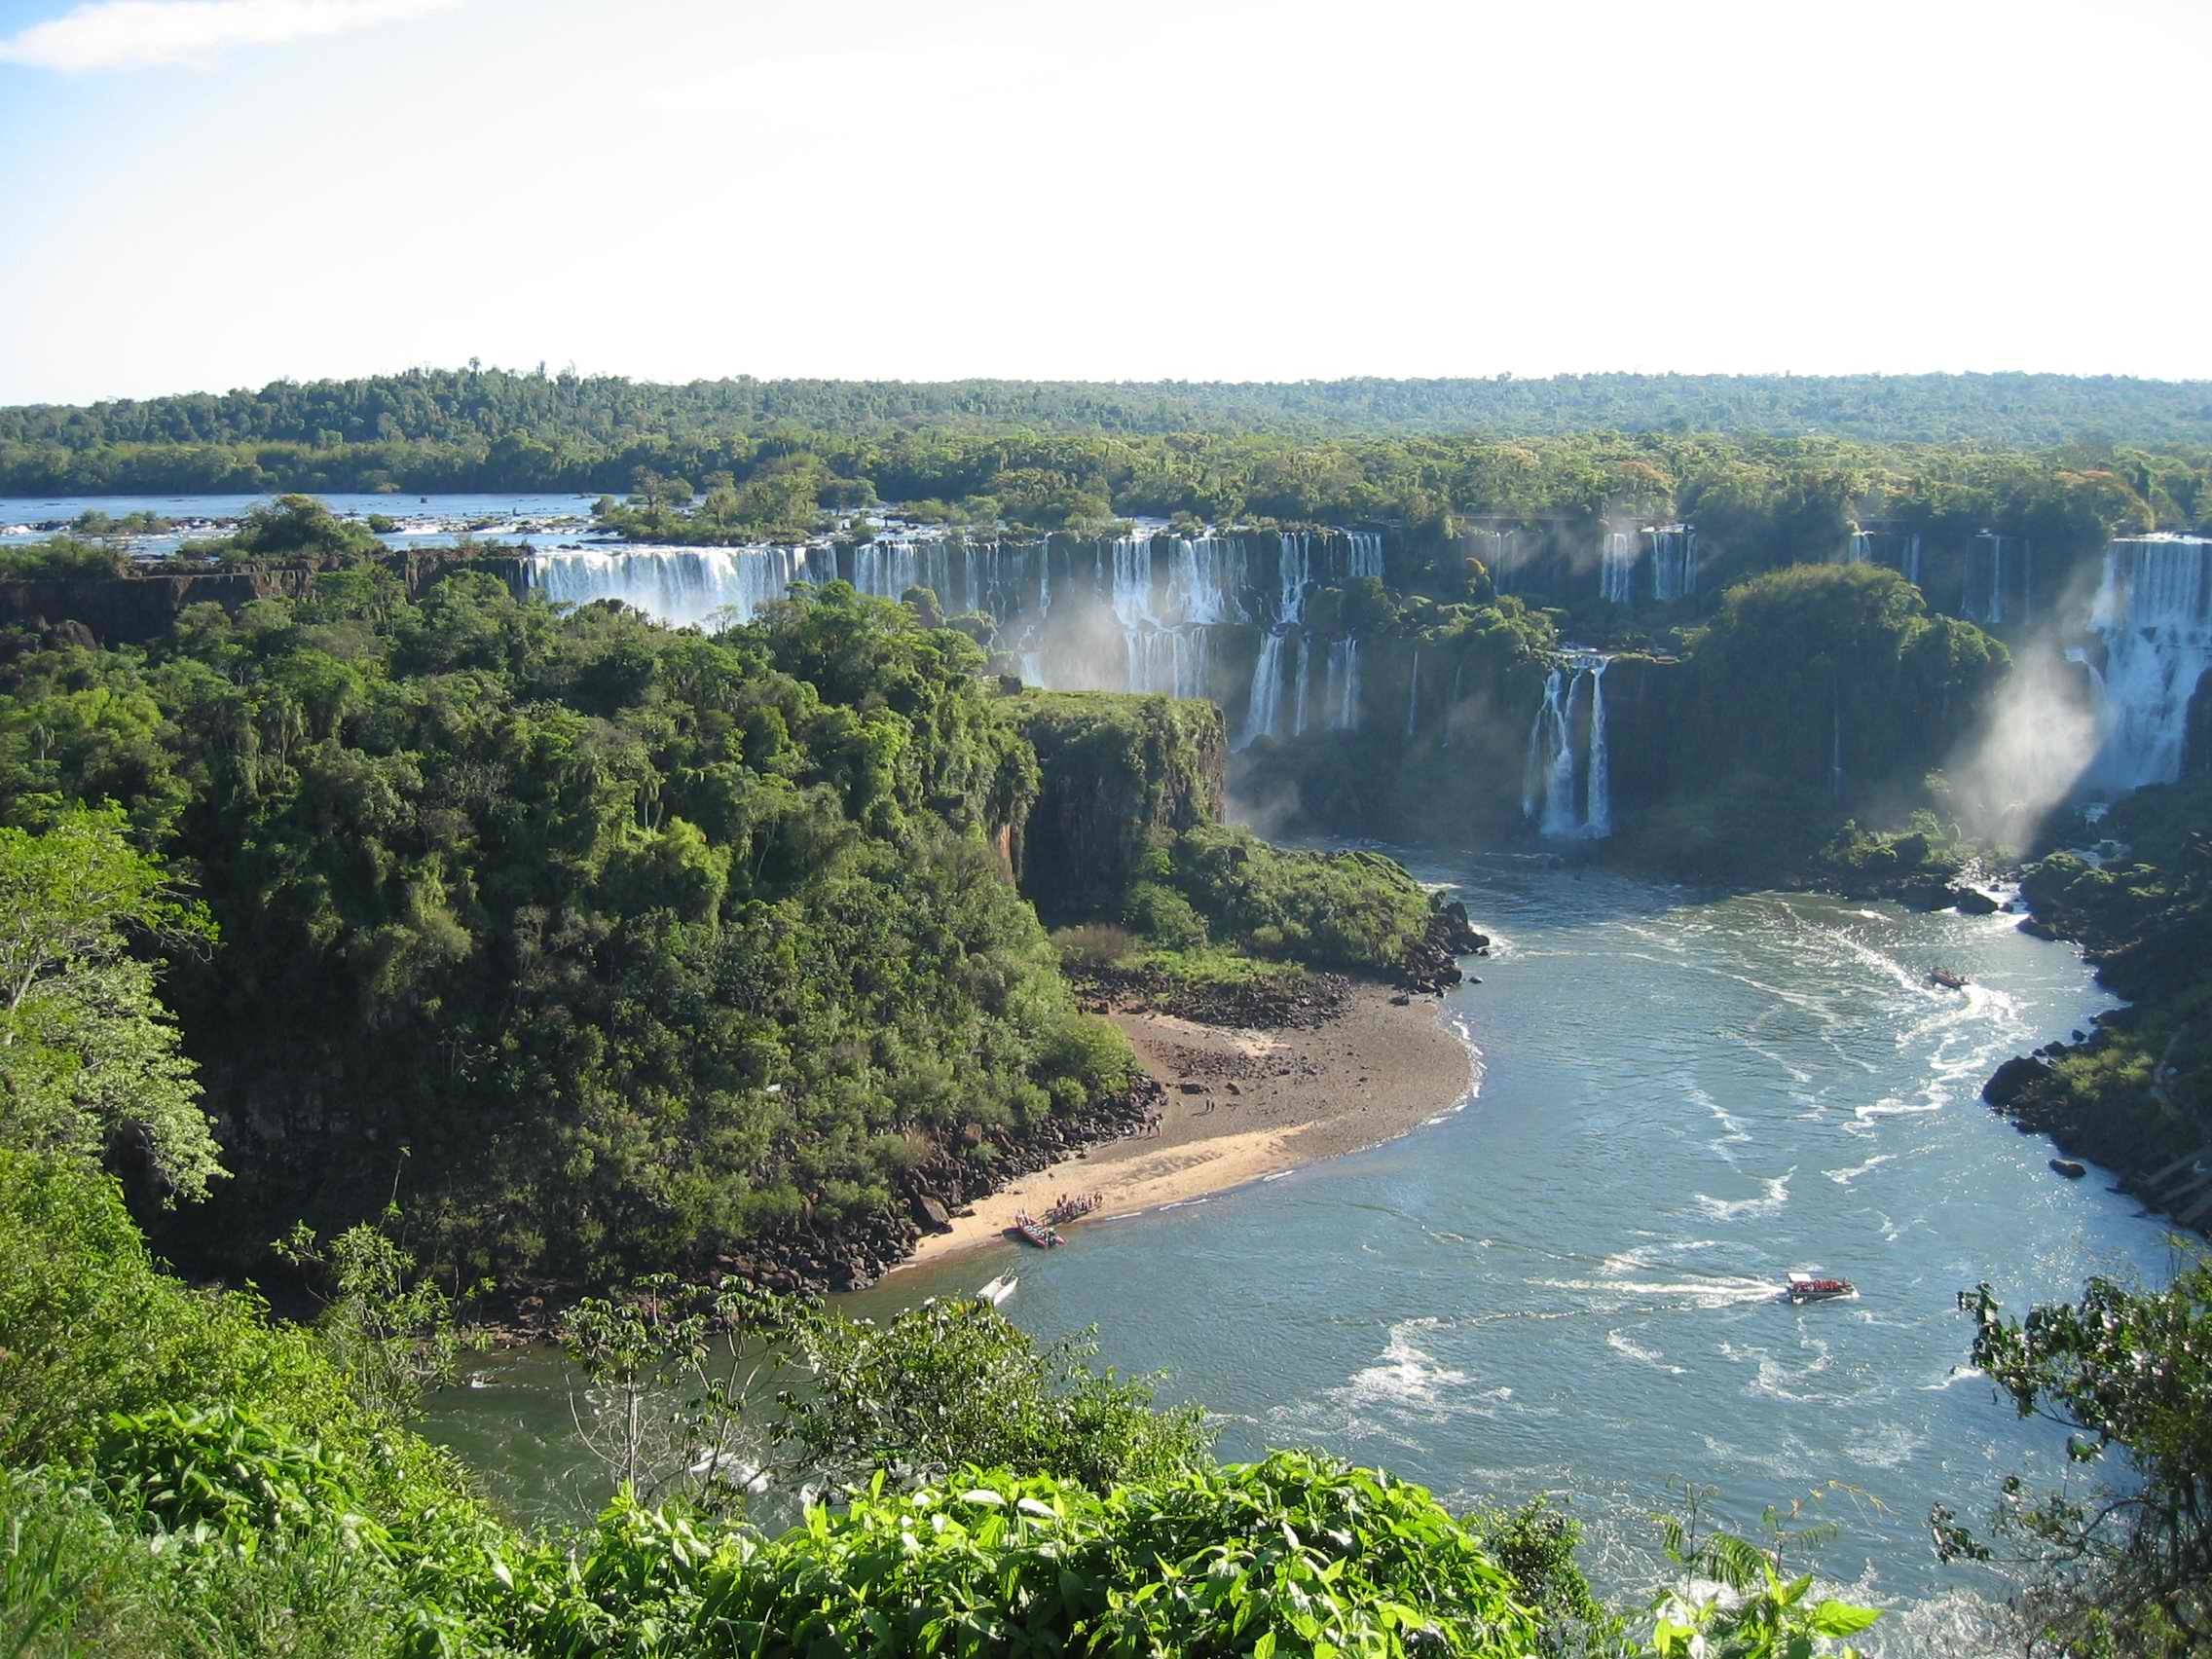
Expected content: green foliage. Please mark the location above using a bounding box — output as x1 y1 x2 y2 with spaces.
1685 563 2006 805
273 1201 481 1420
0 804 223 1201
1936 1259 2212 1654
756 1295 1212 1495
1160 826 1430 974
557 1274 773 1511
0 581 1123 1280
220 495 383 562
0 536 130 581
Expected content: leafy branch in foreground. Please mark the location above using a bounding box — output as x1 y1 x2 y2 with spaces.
1935 1258 2212 1655
0 804 223 1202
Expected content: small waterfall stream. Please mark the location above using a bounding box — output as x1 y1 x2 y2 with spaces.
1599 533 1637 604
1523 657 1613 838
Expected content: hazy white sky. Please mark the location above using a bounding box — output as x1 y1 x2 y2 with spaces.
3 0 2208 404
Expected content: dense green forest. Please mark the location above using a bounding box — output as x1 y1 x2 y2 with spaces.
0 509 1434 1287
3 370 2208 545
8 367 2212 456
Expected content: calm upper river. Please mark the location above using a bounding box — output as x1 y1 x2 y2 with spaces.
426 846 2178 1653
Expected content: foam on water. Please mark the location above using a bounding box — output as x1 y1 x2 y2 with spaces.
1692 1169 1794 1221
1606 1329 1688 1375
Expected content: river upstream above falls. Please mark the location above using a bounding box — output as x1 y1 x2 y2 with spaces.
426 846 2179 1653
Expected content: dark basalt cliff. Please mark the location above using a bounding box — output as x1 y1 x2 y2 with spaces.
1009 690 1226 923
0 550 530 647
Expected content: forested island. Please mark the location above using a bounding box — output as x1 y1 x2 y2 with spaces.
3 386 2210 1656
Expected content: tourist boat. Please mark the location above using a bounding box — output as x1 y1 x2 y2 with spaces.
977 1273 1018 1306
1010 1215 1062 1249
1930 968 1969 991
1785 1272 1856 1304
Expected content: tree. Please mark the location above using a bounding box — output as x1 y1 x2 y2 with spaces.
558 1274 780 1512
273 1192 483 1419
753 1294 1212 1494
0 804 222 1200
1933 1257 2212 1655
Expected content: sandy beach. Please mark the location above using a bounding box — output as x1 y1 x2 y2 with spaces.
901 982 1475 1269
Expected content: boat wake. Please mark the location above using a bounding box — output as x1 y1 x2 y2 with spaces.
1605 1329 1687 1375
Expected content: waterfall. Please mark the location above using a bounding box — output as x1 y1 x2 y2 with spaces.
1648 525 1697 600
1523 660 1613 838
1600 533 1637 604
1322 641 1343 722
1586 659 1611 835
1165 535 1246 624
1292 634 1311 736
1234 534 1317 748
1405 645 1420 739
1845 531 1872 565
1240 633 1286 747
1037 539 1051 619
1540 671 1583 837
525 545 818 630
2086 535 2212 789
1522 669 1559 823
852 538 955 604
1337 639 1363 730
1018 650 1046 687
1970 532 2018 625
1345 532 1383 579
1902 533 1925 587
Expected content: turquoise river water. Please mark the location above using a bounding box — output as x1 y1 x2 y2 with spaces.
425 845 2179 1652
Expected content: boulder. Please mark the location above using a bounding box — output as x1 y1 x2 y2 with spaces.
910 1193 952 1233
2049 1159 2087 1179
1949 886 2001 915
1983 1055 2053 1108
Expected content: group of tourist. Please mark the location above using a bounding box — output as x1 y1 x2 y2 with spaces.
1045 1191 1104 1226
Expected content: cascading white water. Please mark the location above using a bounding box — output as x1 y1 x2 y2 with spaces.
1345 532 1383 580
1240 633 1286 747
1648 525 1697 600
1522 669 1559 822
1337 639 1363 730
525 545 818 630
1540 671 1583 837
2085 535 2212 789
852 538 955 604
1237 534 1314 748
1585 659 1610 835
1292 634 1311 737
1845 532 1873 565
1405 645 1420 739
1164 536 1247 624
1523 659 1613 838
1902 533 1924 587
1599 533 1637 604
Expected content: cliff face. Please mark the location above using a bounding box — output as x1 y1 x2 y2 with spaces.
0 571 317 645
2187 667 2212 778
0 550 530 648
1009 691 1226 923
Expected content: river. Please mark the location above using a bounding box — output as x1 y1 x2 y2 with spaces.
424 846 2175 1652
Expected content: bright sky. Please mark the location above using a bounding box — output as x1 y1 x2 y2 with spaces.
3 0 2209 405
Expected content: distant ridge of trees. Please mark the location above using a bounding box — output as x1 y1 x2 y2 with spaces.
7 365 2212 453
